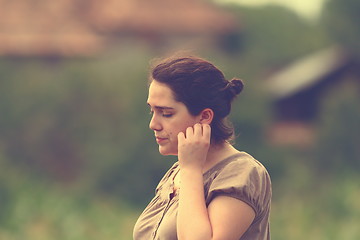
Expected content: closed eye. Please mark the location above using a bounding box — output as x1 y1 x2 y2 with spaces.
148 109 172 118
162 113 173 118
147 104 174 118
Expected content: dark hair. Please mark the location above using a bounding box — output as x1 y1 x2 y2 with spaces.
150 55 244 144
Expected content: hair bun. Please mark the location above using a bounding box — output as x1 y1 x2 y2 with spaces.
225 78 244 100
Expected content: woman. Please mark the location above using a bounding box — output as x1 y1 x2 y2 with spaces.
133 54 272 240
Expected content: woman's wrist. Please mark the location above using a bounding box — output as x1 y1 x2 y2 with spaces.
179 166 203 189
179 163 203 176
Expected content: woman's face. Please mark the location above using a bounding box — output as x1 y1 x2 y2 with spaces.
147 80 200 156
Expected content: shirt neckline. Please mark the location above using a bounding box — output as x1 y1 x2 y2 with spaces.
203 152 246 177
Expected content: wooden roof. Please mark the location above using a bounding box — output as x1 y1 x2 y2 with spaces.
86 0 236 34
0 0 102 56
266 46 349 99
0 0 236 57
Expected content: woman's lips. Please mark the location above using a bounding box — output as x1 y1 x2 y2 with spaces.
156 137 167 144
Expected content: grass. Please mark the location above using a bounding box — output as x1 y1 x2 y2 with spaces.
271 160 360 240
0 159 359 240
0 182 141 240
0 158 141 240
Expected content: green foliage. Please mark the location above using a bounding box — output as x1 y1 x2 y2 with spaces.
271 158 360 240
322 0 360 59
315 79 360 172
0 48 170 206
224 5 330 68
1 152 360 240
0 155 140 240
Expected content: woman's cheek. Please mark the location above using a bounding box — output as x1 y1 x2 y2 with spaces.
169 132 176 142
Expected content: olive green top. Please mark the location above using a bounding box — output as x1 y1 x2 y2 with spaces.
133 152 272 240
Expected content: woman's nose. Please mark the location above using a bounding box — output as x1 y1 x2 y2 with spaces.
149 114 162 131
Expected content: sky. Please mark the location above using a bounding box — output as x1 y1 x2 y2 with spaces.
214 0 327 21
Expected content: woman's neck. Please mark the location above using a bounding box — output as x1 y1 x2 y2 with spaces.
203 142 239 173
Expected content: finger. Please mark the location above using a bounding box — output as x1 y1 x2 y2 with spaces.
178 131 185 142
185 126 194 139
193 123 202 137
202 124 211 141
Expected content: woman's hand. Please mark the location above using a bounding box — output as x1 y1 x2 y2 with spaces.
177 123 211 171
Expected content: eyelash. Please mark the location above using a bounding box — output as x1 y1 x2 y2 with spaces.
149 110 173 118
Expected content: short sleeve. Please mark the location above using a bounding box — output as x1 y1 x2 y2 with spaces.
205 158 272 218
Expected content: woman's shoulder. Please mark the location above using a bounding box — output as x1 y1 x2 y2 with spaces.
205 151 269 178
232 152 270 175
204 151 272 214
216 151 271 189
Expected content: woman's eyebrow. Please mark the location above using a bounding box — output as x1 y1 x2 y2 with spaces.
147 103 174 110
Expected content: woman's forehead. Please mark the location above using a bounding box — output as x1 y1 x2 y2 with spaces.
147 81 176 106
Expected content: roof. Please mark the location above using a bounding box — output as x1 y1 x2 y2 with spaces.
87 0 236 34
266 46 349 99
0 0 237 57
0 0 103 56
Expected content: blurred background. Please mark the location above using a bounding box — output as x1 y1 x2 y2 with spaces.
0 0 359 239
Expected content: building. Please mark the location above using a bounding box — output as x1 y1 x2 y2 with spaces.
0 0 237 57
266 46 357 147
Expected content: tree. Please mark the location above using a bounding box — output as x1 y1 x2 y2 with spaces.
322 0 360 59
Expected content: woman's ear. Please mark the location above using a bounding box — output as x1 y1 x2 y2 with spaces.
199 108 214 124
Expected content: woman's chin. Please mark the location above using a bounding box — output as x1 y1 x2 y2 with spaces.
158 146 177 156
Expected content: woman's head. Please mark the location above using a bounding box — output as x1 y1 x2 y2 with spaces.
149 55 243 145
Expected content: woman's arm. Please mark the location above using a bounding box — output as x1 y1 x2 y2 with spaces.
177 124 255 240
177 167 212 239
208 196 255 239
